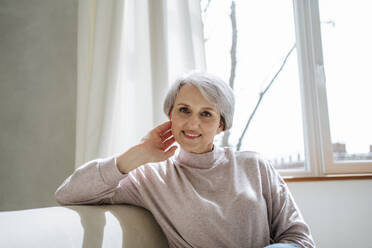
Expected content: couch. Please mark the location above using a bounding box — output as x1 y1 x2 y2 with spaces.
0 204 169 248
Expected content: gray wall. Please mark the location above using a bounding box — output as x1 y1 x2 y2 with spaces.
0 0 77 211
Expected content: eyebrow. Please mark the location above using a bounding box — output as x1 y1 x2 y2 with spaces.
176 103 216 111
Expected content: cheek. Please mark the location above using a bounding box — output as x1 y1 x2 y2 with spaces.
170 117 182 134
171 114 183 126
205 121 222 136
203 118 219 128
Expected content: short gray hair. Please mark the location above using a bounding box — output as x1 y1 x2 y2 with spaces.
163 71 235 131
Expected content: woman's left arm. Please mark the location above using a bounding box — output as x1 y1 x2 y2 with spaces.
262 159 315 248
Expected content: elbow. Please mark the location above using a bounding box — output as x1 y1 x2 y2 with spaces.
54 194 63 206
54 189 65 205
54 186 72 206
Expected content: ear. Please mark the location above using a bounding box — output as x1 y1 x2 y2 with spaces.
168 108 173 120
216 120 224 134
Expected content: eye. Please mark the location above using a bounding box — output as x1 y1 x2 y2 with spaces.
179 107 189 113
201 111 212 117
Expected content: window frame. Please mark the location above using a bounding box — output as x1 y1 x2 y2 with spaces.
288 0 372 178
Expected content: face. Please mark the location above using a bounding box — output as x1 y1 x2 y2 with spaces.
169 84 224 154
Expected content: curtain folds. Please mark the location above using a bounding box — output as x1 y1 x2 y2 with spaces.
76 0 205 167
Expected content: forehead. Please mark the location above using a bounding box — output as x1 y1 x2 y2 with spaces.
175 84 217 109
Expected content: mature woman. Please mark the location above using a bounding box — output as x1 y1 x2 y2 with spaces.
55 72 315 248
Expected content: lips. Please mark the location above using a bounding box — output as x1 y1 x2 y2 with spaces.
182 130 201 139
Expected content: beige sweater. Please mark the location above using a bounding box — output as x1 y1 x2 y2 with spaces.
55 145 315 248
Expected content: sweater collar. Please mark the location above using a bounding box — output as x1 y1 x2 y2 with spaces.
174 144 223 169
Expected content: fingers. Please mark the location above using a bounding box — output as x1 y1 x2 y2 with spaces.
161 129 173 141
165 145 178 158
162 137 175 150
155 121 172 135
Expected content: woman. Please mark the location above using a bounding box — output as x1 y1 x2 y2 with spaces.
55 72 315 248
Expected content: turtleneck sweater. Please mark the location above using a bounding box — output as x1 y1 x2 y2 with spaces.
55 145 315 248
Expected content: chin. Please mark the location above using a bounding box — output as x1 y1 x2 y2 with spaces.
178 142 196 151
177 142 199 153
182 144 213 154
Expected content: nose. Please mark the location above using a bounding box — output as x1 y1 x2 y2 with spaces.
186 114 200 128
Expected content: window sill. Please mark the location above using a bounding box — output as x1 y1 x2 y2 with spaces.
284 175 372 182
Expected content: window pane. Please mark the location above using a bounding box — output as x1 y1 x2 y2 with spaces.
201 0 306 170
319 0 372 162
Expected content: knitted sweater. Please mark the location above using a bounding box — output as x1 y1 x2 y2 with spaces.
55 145 315 248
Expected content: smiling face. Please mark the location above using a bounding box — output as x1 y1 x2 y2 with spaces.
168 84 224 154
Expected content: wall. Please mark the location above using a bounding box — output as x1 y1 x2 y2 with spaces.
0 0 77 211
288 180 372 248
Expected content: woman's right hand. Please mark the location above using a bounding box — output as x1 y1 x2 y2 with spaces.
138 120 178 163
116 121 178 174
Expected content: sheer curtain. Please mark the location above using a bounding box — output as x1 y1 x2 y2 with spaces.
76 0 205 167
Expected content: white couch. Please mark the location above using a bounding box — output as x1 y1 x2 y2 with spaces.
0 205 169 248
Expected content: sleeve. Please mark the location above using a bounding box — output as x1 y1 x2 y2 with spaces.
54 156 144 207
262 159 315 248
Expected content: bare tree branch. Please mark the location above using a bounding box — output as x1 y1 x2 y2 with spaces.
200 0 213 43
222 0 237 147
236 43 296 151
202 0 213 14
228 0 237 90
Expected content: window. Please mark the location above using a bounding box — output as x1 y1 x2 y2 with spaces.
317 0 372 175
201 0 372 177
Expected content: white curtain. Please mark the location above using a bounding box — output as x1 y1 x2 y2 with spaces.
76 0 206 167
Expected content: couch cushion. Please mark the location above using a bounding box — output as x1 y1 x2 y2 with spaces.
0 205 168 248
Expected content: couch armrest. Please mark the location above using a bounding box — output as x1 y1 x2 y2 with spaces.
0 205 168 248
